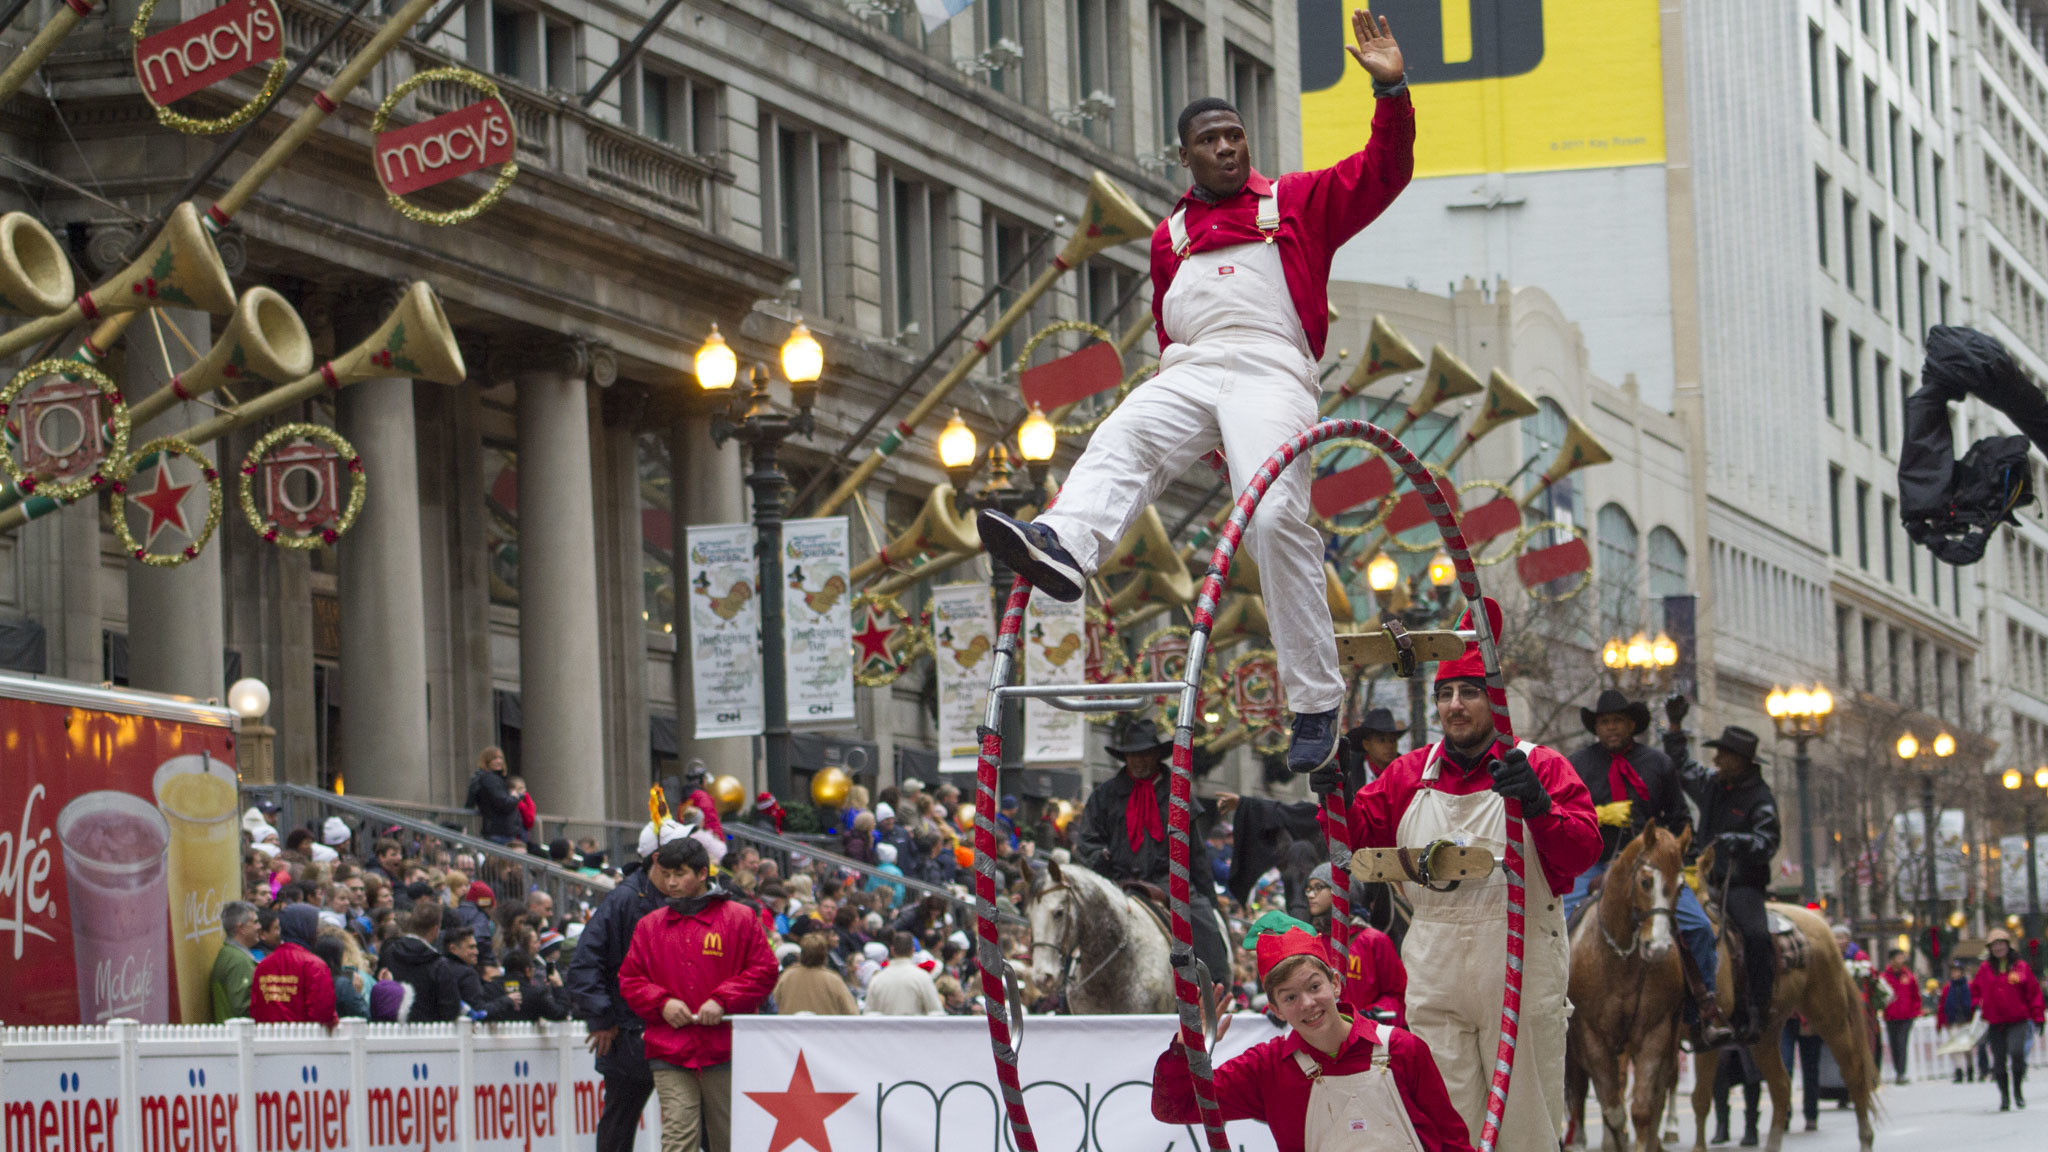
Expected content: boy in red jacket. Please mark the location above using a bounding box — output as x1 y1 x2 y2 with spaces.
1152 912 1466 1151
619 836 776 1151
1969 928 2046 1110
250 903 339 1027
1877 949 1922 1085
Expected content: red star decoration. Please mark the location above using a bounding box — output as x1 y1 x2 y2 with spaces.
134 460 195 544
744 1051 856 1152
852 611 896 666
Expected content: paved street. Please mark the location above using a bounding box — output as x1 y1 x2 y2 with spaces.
1664 1075 2040 1151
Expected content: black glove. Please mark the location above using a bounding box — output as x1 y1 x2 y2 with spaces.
1309 761 1345 796
1665 694 1691 728
1364 1007 1398 1025
1487 749 1552 817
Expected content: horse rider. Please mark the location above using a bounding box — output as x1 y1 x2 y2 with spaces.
1662 697 1781 1045
1565 688 1732 1047
1073 717 1231 986
1319 598 1599 1151
976 10 1414 780
1308 861 1406 1027
1150 911 1470 1151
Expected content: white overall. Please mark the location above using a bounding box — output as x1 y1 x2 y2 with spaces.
1395 742 1571 1152
1289 1019 1427 1152
1035 192 1343 712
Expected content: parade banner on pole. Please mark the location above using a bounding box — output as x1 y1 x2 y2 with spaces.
0 674 238 1027
931 583 995 773
686 523 764 739
1999 834 2048 914
730 1014 1286 1152
783 517 856 726
1890 809 1968 901
1022 593 1086 763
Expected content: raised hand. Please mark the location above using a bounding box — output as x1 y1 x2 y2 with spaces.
1345 9 1404 84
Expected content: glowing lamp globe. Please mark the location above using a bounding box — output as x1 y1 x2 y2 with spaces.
780 320 824 384
1427 552 1456 588
938 410 977 470
2006 768 2024 790
1932 731 1956 758
694 325 737 391
1017 405 1056 463
227 677 271 721
1366 553 1399 593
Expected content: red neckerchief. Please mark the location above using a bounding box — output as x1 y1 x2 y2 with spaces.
1608 749 1650 804
1126 773 1164 853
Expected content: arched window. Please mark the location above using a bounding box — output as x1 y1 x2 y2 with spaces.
1597 503 1640 632
1522 398 1576 533
1648 527 1689 598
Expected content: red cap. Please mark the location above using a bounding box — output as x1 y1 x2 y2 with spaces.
465 881 495 908
1255 928 1336 987
1434 597 1503 686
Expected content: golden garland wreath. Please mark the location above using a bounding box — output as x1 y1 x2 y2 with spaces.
238 422 365 549
850 589 931 688
0 359 132 502
132 0 289 135
110 436 223 567
370 67 521 226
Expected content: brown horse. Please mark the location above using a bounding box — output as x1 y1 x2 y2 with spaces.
1687 898 1879 1152
1566 823 1689 1151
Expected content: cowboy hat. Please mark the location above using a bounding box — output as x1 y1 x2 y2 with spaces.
1354 707 1401 736
1581 689 1652 735
1107 717 1174 759
1703 725 1766 765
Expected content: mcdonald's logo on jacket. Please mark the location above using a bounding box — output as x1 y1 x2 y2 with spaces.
619 893 777 1069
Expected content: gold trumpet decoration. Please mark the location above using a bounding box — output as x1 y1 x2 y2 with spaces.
1317 314 1425 417
0 202 237 361
1100 505 1195 626
1435 369 1539 473
0 0 98 106
812 171 1152 516
856 483 982 598
1522 414 1613 501
0 212 75 315
1390 345 1484 437
125 286 315 429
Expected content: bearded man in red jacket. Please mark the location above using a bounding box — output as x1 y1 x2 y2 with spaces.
619 836 776 1152
250 903 338 1027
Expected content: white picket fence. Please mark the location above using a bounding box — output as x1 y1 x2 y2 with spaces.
0 1018 651 1152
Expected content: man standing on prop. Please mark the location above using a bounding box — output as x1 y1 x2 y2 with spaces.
1075 717 1232 983
1151 911 1469 1151
978 9 1412 774
1321 599 1599 1151
1565 689 1731 1046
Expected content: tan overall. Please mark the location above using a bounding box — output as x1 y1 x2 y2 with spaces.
1396 742 1571 1152
1289 1018 1426 1152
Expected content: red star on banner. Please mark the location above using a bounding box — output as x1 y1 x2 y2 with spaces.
134 460 195 544
852 611 896 665
743 1051 856 1152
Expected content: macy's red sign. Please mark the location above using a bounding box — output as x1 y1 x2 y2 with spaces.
134 0 281 108
375 100 516 196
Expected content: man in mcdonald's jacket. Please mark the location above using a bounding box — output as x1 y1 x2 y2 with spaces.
619 836 777 1152
249 903 338 1027
977 9 1412 778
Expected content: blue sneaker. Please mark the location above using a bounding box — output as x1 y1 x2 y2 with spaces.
1287 709 1339 774
976 509 1085 602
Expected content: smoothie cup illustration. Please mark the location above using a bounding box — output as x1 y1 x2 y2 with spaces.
154 753 241 1024
57 790 172 1023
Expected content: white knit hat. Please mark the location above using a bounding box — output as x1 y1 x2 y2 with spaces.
874 802 895 821
321 816 350 846
876 843 897 864
638 818 689 858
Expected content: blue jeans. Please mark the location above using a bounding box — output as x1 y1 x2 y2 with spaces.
1563 860 1718 995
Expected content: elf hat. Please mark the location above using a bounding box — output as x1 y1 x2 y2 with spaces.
1241 910 1335 988
1434 597 1504 688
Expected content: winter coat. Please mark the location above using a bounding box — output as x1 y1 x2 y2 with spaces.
250 942 338 1026
381 935 464 1023
1340 924 1407 1028
1880 966 1923 1021
446 901 499 968
466 768 524 841
210 940 255 1022
1566 740 1693 865
771 966 859 1016
1938 977 1973 1027
1970 958 2047 1026
618 895 778 1068
1664 732 1780 890
334 967 370 1019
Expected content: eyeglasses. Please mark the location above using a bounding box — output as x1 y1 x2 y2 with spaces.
1434 684 1490 705
1305 880 1331 894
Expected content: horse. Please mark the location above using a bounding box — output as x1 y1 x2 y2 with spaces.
1022 859 1176 1014
1687 895 1879 1152
1565 823 1689 1152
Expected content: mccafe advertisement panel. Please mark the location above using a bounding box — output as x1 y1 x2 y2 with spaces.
0 674 239 1026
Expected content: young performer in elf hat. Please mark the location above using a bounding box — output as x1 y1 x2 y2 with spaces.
1150 912 1470 1152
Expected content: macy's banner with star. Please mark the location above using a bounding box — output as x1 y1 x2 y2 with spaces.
731 1013 1285 1152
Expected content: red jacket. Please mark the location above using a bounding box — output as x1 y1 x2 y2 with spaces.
250 942 338 1027
516 792 536 832
1149 94 1414 361
685 789 725 838
1153 1013 1468 1152
1880 966 1922 1021
1344 739 1601 899
1970 958 2047 1026
618 895 776 1068
1339 925 1407 1028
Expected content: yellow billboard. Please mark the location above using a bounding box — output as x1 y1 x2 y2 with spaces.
1300 0 1666 177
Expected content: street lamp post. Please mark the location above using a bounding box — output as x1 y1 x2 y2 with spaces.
1367 551 1457 750
1765 683 1834 906
1897 729 1955 960
1601 629 1680 695
694 321 825 802
2001 764 2048 947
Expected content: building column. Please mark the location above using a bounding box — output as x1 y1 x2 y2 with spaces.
336 289 433 801
672 415 753 791
591 359 650 822
511 338 606 821
126 308 225 700
415 359 495 804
